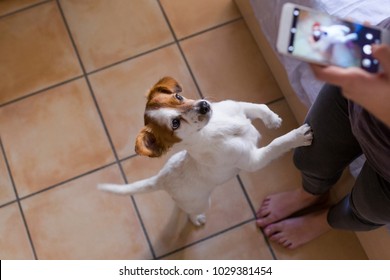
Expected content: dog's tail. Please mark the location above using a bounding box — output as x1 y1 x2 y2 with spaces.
98 176 160 195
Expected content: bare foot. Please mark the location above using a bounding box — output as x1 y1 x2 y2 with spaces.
263 209 331 249
256 188 324 228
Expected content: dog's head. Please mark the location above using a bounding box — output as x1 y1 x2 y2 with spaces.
135 77 212 157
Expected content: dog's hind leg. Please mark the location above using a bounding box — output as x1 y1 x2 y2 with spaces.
189 213 206 226
176 194 210 227
98 176 160 195
239 124 313 172
239 102 282 129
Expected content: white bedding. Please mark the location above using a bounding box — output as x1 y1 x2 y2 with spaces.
250 0 390 176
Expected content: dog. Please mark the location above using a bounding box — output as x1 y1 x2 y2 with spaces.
98 77 313 226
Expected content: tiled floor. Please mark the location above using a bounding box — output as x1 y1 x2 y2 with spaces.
0 0 367 260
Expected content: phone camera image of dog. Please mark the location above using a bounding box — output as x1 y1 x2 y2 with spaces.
98 77 313 226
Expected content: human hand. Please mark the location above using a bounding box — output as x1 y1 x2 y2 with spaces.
310 44 390 126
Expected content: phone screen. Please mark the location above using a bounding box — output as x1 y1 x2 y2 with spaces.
288 8 382 72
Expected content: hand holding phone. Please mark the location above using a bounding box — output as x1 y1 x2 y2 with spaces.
277 3 390 73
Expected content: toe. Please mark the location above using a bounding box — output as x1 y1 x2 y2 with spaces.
256 198 270 217
256 207 270 219
263 224 280 237
256 215 273 228
281 239 292 248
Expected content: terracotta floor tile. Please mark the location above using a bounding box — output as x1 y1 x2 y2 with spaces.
0 0 45 16
0 203 35 259
21 165 152 259
59 0 174 72
121 155 254 257
0 148 15 206
357 228 390 259
90 45 200 160
0 2 82 104
0 79 115 197
180 20 283 104
160 0 240 39
163 222 273 259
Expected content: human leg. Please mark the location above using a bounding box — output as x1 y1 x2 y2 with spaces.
328 162 390 230
293 84 363 195
257 84 362 227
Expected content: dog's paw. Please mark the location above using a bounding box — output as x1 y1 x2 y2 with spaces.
293 124 313 147
264 113 282 129
189 213 206 226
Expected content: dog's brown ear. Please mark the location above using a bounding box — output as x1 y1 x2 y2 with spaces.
148 77 182 98
135 126 165 158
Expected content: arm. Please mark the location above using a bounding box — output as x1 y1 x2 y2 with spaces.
310 44 390 127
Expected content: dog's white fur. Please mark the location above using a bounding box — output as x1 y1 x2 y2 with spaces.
98 77 313 226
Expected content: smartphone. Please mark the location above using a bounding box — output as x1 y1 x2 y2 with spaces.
277 2 390 73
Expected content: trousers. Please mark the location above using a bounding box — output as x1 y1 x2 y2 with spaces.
293 84 390 230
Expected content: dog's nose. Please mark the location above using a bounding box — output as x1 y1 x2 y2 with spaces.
198 101 211 115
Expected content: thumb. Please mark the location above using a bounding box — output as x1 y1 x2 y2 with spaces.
373 44 390 74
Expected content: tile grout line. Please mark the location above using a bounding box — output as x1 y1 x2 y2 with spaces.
0 137 38 259
86 41 176 76
0 0 52 20
178 17 243 42
266 96 285 106
236 175 277 260
17 162 117 202
0 75 84 109
156 0 205 99
156 218 255 260
0 199 18 210
236 175 257 215
55 0 157 259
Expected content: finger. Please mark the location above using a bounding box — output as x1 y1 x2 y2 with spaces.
311 63 374 86
310 64 352 86
373 44 390 74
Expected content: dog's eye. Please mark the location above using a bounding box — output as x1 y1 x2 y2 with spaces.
172 118 181 130
175 93 184 102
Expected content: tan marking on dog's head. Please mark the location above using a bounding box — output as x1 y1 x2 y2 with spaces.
135 77 211 158
147 76 182 102
135 121 181 158
135 77 189 157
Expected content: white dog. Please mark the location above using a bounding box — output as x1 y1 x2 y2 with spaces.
98 77 313 226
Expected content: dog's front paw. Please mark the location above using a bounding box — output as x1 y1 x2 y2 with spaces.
189 213 206 226
264 113 282 129
293 124 313 147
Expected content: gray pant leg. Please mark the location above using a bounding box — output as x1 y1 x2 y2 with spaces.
328 162 390 230
293 84 362 195
294 84 390 231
